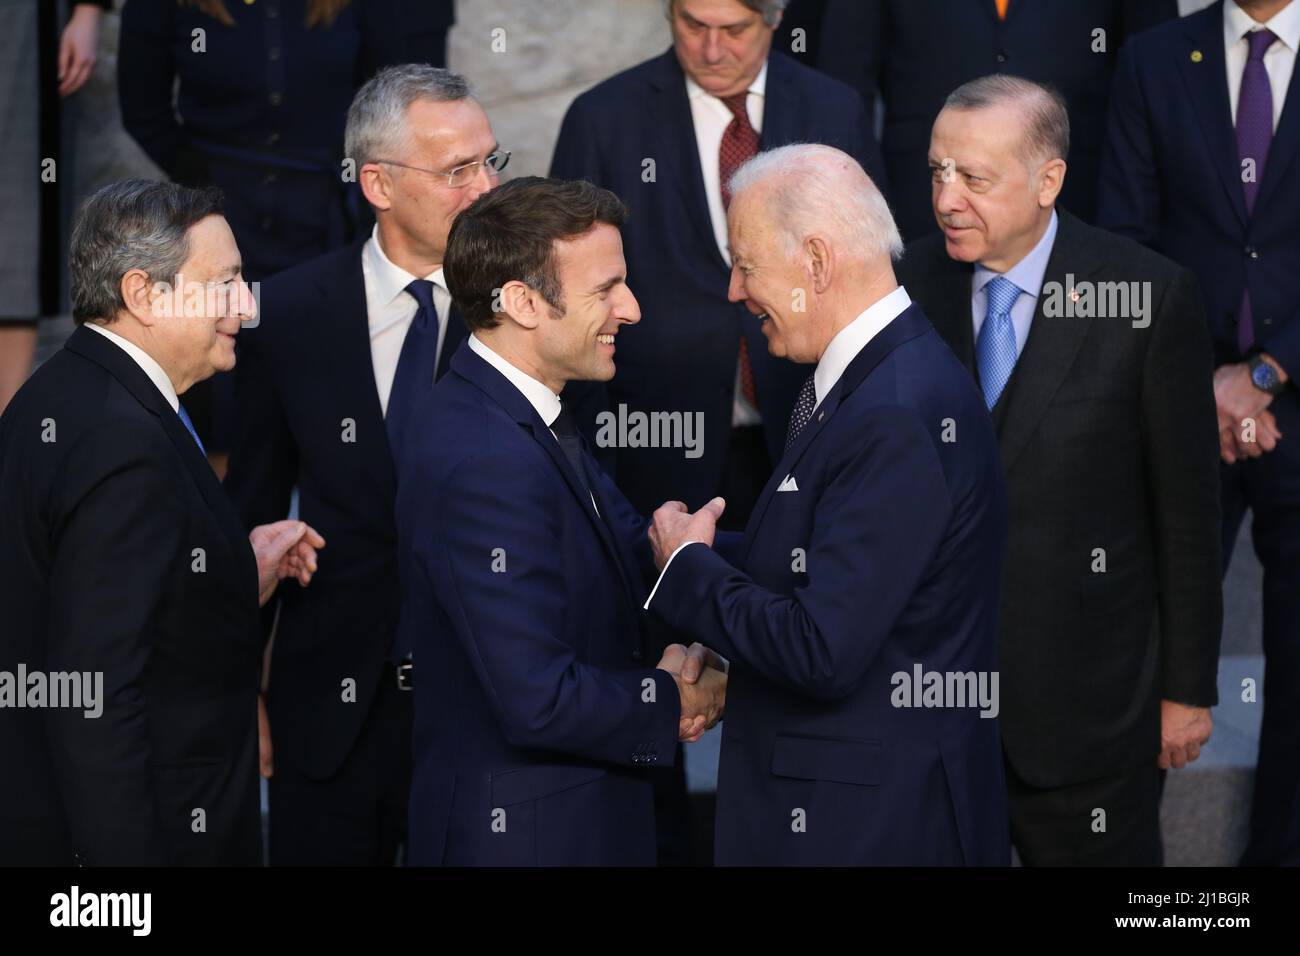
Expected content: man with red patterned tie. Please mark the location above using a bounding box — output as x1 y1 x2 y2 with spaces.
552 0 887 535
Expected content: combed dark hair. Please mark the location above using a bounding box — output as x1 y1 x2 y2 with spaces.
444 177 628 331
944 74 1070 167
69 179 225 325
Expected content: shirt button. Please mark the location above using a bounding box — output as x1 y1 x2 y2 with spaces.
269 92 283 107
266 131 280 145
260 216 273 231
269 47 281 61
1245 245 1259 259
995 51 1009 63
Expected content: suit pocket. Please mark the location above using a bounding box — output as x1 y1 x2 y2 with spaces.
489 765 609 807
771 734 881 786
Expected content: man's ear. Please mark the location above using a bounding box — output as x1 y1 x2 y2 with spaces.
498 279 543 331
806 235 833 295
359 163 393 212
120 268 161 327
1037 158 1066 209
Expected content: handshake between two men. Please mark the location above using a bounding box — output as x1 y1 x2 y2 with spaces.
649 497 731 744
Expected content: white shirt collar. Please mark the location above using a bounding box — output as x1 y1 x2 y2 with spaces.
363 223 447 309
84 321 180 412
814 285 912 409
1225 0 1300 54
468 333 563 427
684 59 768 103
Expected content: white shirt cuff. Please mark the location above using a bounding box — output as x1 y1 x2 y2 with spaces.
643 541 704 611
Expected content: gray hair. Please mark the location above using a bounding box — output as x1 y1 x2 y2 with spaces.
943 74 1070 167
345 64 473 168
665 0 788 27
69 179 225 325
728 144 903 262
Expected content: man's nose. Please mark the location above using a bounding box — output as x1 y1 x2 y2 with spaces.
934 177 966 215
727 268 745 303
703 30 724 62
616 287 641 326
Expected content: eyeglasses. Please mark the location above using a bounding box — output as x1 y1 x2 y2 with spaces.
374 150 511 188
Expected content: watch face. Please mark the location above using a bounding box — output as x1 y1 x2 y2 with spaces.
1252 361 1278 391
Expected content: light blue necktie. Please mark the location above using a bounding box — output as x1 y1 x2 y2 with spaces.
975 275 1021 410
176 402 206 457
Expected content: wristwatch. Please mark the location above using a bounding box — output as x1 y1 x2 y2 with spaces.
1249 355 1286 396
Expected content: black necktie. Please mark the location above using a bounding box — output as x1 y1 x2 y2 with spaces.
385 279 440 452
784 373 817 452
551 404 595 509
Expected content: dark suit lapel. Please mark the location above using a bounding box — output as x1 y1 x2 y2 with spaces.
995 212 1101 474
1255 56 1300 212
65 327 258 597
757 53 798 153
321 242 397 499
912 252 977 376
739 306 932 566
649 49 731 276
451 348 640 607
1176 5 1250 229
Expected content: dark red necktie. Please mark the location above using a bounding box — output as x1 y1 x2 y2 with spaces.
719 91 760 408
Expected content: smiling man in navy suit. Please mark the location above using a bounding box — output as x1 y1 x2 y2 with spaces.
224 65 500 865
645 145 1010 866
394 177 726 866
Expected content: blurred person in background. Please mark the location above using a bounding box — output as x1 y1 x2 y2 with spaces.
0 0 113 415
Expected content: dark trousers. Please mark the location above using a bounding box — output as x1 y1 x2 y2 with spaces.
1221 391 1300 866
718 425 773 532
1006 759 1163 866
268 666 412 866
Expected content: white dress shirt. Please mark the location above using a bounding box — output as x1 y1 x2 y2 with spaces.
814 285 912 411
686 61 768 427
1225 0 1300 131
644 286 912 610
84 321 180 412
970 209 1058 360
362 224 452 416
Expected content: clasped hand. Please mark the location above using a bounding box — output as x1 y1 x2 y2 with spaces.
657 642 728 742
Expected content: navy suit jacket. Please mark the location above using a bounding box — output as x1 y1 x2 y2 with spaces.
224 239 468 780
550 49 888 515
648 304 1010 865
0 327 261 865
817 0 1178 242
1100 0 1300 376
394 346 682 866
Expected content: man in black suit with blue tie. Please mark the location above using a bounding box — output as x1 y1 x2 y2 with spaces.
1101 0 1300 865
898 76 1223 865
224 64 502 865
0 180 323 865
